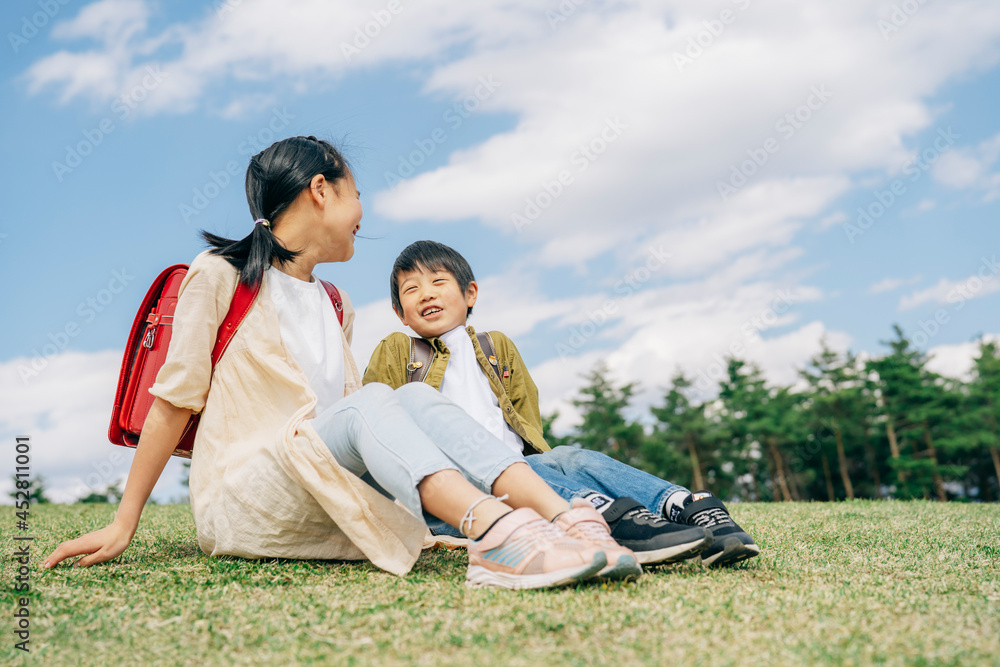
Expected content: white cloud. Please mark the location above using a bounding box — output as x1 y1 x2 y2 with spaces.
0 351 189 504
640 177 849 278
934 151 985 188
218 93 279 120
926 335 1000 380
898 273 1000 311
372 0 1000 249
25 0 150 104
25 0 545 115
50 0 149 44
528 266 833 430
933 131 1000 201
817 211 847 230
868 275 920 294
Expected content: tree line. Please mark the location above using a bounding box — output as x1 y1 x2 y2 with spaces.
11 325 999 504
544 326 1000 502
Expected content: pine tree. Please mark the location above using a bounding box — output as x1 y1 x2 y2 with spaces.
646 371 714 492
760 386 810 501
867 326 953 500
967 339 1000 501
716 358 799 501
567 362 645 467
800 341 869 500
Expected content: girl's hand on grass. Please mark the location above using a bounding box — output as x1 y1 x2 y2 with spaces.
42 521 134 569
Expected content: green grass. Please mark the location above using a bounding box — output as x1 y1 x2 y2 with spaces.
4 501 999 666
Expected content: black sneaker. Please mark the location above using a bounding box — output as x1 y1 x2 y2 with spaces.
676 491 760 567
600 497 713 565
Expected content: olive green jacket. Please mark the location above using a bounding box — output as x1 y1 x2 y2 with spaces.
362 326 550 455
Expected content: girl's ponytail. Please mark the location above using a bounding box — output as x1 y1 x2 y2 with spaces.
200 135 348 288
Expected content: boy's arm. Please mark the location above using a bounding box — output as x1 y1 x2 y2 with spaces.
494 332 545 434
362 332 411 389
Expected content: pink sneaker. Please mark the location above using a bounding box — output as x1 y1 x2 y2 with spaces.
553 499 643 580
466 508 607 590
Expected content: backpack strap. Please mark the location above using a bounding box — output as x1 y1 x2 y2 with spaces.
476 331 503 381
213 278 343 366
405 332 499 386
211 280 262 365
406 337 434 383
319 280 344 326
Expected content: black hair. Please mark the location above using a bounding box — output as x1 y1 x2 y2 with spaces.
200 135 350 287
391 240 477 317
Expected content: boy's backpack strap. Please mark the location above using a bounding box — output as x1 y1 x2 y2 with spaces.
406 337 434 384
476 331 502 380
318 280 344 326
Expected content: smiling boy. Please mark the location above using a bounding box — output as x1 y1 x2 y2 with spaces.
363 241 760 567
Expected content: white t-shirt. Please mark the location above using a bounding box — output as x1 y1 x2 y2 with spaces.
267 267 345 415
438 326 525 455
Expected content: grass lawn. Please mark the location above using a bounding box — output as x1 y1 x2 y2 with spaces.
4 501 999 666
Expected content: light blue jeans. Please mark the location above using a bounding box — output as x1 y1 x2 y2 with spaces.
311 382 525 525
425 445 690 538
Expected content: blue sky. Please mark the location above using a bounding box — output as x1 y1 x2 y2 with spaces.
2 0 1000 503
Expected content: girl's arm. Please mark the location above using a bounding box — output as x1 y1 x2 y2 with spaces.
43 397 193 568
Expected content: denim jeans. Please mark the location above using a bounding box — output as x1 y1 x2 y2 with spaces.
311 382 525 524
527 446 688 512
425 445 690 538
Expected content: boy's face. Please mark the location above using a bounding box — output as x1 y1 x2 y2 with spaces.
395 267 478 339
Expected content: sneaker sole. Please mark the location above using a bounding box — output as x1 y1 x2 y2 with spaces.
702 536 760 567
424 534 469 551
466 552 608 590
631 534 714 565
597 554 643 580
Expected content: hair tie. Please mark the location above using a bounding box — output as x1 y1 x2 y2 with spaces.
254 218 271 228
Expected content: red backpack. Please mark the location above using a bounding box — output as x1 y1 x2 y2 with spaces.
108 264 343 458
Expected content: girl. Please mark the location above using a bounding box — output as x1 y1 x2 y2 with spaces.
43 136 639 589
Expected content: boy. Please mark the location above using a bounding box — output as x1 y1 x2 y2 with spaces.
364 241 759 567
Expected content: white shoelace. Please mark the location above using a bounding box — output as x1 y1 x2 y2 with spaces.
626 506 670 526
460 493 509 537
